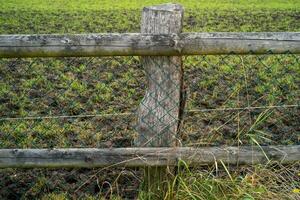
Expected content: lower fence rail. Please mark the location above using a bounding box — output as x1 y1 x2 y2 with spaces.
0 145 299 168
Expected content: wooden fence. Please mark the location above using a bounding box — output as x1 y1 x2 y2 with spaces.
0 1 299 165
1 32 299 58
0 3 299 196
1 146 299 168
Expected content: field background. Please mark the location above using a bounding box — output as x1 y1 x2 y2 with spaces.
1 0 300 34
0 0 299 199
2 0 300 10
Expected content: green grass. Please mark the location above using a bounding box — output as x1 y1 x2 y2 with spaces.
1 54 298 149
0 0 299 199
1 162 299 199
1 0 300 34
1 0 300 11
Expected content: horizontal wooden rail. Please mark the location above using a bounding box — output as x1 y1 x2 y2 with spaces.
0 145 299 168
0 32 299 58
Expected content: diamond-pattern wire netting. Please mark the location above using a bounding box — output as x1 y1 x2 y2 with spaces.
0 52 299 149
0 57 144 148
182 52 299 146
135 57 182 147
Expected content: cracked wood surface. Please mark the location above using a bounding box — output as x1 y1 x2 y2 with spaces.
135 3 184 147
0 146 299 168
1 32 299 57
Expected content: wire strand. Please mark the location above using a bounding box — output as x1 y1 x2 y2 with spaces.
0 104 298 121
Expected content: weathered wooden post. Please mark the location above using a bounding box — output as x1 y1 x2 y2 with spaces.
135 3 184 198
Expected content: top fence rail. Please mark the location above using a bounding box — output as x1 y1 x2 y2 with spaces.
0 32 300 58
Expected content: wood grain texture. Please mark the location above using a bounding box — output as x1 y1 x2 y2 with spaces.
135 3 184 147
0 32 299 58
135 4 185 197
0 146 298 168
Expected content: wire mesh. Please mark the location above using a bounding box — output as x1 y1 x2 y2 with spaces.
135 56 183 147
0 51 299 200
182 52 300 146
0 57 145 148
0 52 299 149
